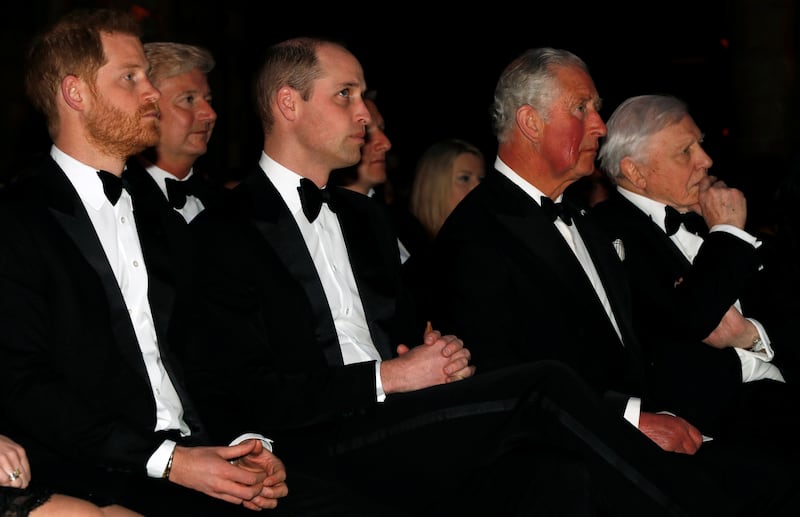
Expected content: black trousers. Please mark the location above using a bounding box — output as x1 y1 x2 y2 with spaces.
55 361 798 516
276 360 759 517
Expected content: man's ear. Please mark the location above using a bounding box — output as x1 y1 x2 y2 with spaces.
516 104 543 143
276 87 297 121
620 156 647 189
61 75 84 111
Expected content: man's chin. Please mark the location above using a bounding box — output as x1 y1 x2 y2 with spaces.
142 125 161 148
125 133 159 157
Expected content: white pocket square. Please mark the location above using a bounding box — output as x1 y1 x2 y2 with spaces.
612 239 625 261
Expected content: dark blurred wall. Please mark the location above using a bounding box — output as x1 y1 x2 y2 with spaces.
728 0 797 229
732 0 797 158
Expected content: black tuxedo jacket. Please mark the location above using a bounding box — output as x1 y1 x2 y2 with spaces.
430 170 652 416
0 156 216 509
591 190 793 432
184 167 421 448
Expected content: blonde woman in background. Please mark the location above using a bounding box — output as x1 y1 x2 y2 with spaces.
404 139 486 325
409 138 486 239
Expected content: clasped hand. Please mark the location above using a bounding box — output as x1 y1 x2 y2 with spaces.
383 325 475 393
169 439 287 511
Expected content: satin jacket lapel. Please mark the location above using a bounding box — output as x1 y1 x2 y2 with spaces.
572 209 647 374
43 159 149 382
243 171 344 365
612 193 692 271
487 174 598 303
331 188 394 360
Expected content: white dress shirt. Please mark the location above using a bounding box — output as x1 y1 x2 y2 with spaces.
142 161 205 223
617 187 784 384
260 152 387 401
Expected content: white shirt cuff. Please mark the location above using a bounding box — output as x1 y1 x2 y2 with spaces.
375 361 386 402
624 397 641 428
146 439 176 478
744 318 774 360
229 433 274 452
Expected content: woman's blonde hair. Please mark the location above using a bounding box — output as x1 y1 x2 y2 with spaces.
410 138 484 238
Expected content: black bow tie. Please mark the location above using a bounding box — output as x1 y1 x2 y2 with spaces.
540 196 574 226
664 206 708 236
97 170 129 205
298 178 336 222
165 175 206 209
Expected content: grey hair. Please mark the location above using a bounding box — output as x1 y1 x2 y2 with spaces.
144 42 215 87
598 94 689 182
490 47 589 143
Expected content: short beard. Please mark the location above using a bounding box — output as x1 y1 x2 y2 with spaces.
86 93 160 160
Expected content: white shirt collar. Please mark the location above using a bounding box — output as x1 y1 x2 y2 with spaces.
51 145 111 210
141 158 195 199
616 186 670 233
258 151 307 215
494 156 563 205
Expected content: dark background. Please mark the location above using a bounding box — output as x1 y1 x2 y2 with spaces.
3 1 798 227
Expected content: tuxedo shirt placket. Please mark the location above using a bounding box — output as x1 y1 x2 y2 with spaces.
300 206 378 363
